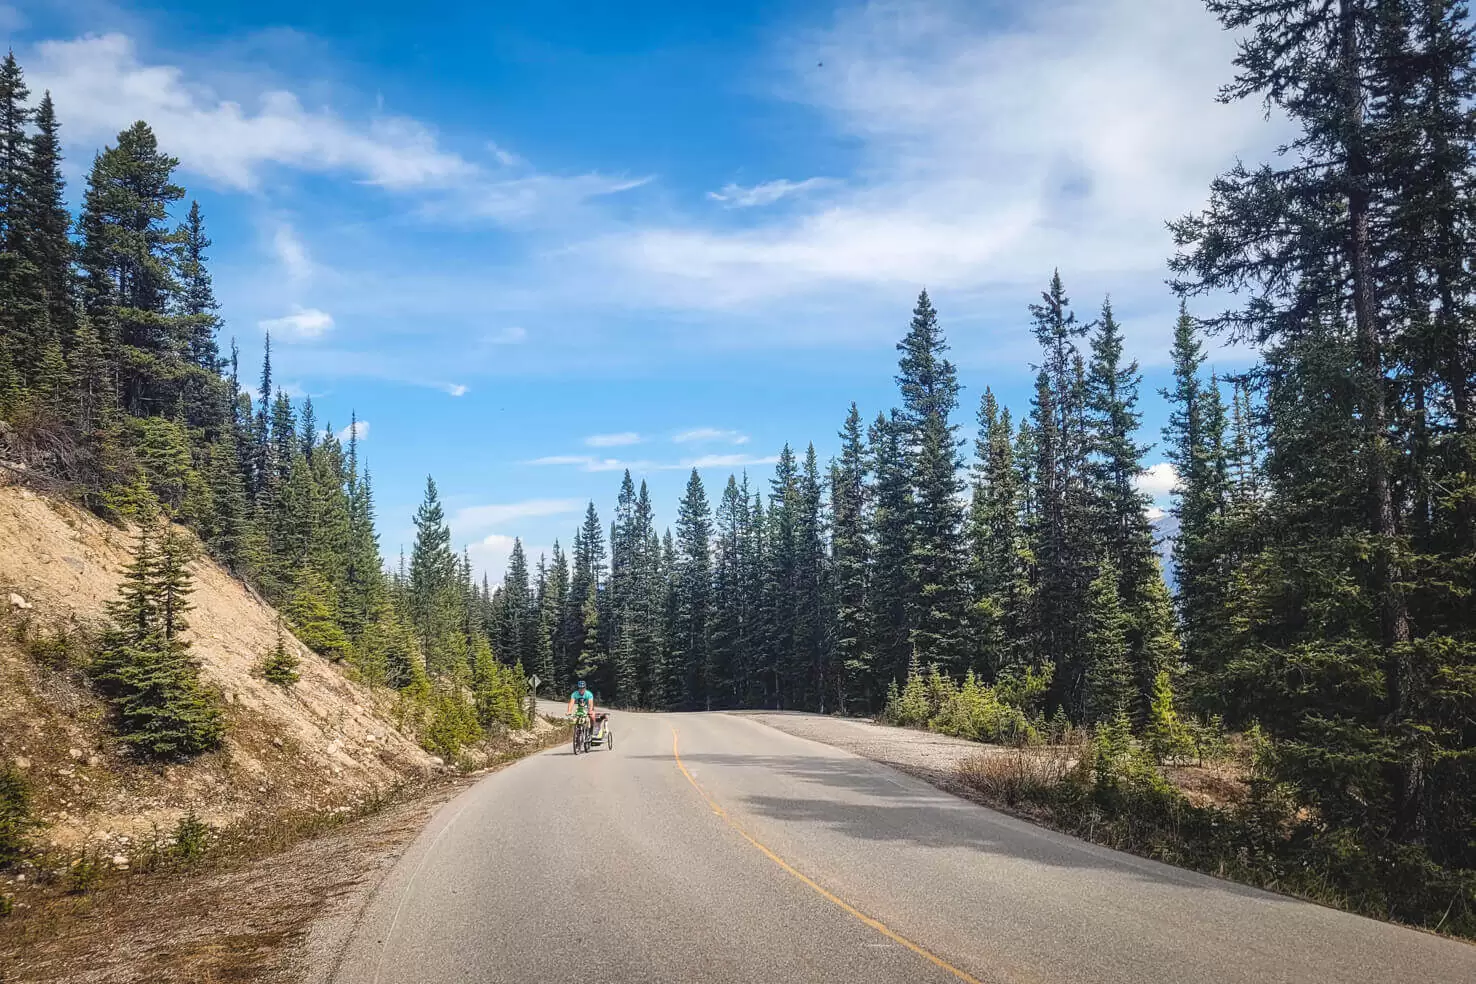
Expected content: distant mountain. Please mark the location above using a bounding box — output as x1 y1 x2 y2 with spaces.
1151 512 1180 592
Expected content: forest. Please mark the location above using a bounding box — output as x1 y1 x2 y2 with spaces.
0 0 1472 933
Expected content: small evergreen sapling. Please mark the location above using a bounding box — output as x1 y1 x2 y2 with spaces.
261 618 300 686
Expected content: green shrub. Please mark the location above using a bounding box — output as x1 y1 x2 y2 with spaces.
66 851 106 894
171 811 211 862
930 672 1038 745
0 765 34 866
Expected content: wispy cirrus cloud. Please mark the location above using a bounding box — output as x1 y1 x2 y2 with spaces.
576 0 1280 361
528 452 777 473
27 32 646 225
259 306 334 339
584 432 643 448
673 427 750 445
707 177 835 208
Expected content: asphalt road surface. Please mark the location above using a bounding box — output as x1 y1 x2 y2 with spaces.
333 710 1475 984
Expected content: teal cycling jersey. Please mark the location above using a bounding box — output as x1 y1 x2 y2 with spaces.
570 689 594 708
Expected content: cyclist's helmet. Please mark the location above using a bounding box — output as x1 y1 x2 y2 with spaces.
577 680 586 689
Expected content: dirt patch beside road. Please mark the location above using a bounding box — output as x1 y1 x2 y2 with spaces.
0 728 568 984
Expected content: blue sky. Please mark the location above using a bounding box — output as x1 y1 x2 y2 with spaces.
5 0 1276 579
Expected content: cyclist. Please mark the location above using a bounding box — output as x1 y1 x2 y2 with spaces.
567 680 596 743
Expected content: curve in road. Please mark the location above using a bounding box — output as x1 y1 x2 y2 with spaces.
333 710 1475 984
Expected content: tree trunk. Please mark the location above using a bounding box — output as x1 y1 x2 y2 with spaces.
1340 0 1419 838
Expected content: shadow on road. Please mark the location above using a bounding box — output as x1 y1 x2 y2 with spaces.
637 751 1268 899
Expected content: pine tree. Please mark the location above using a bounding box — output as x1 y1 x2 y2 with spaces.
1171 0 1476 874
895 290 968 673
0 52 30 250
1159 305 1228 679
1082 560 1132 724
795 445 830 709
673 469 713 708
409 476 459 674
868 411 914 691
831 404 871 710
18 91 72 341
77 122 186 415
93 519 224 759
709 474 748 708
967 389 1025 677
286 567 349 661
261 619 301 686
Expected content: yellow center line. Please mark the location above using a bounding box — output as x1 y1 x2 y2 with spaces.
671 726 989 984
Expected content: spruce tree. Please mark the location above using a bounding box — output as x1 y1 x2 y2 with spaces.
409 476 459 674
261 619 300 686
1082 560 1132 724
831 404 871 710
867 411 914 691
673 469 713 708
18 92 72 342
94 519 224 758
895 290 968 673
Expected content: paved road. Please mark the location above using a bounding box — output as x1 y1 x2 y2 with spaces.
333 710 1475 984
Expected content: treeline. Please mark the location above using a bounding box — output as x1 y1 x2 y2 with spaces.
493 287 1187 723
0 53 526 762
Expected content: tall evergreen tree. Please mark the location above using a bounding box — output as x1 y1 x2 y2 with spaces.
831 404 871 710
18 92 72 343
895 290 968 672
672 469 713 708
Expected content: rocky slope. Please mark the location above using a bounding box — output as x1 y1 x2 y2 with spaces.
0 482 438 857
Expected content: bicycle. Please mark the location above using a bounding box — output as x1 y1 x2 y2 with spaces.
571 709 592 755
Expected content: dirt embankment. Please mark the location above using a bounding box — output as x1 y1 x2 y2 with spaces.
0 483 438 859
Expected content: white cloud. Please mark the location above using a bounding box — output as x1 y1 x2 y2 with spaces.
440 382 469 397
528 455 645 473
1135 462 1179 498
1145 505 1166 522
679 454 778 471
585 432 643 448
336 420 368 442
589 0 1278 324
259 306 334 340
272 222 313 282
673 427 750 445
30 34 475 191
484 325 528 345
27 33 648 225
707 177 835 208
487 140 525 167
528 452 778 473
450 498 584 539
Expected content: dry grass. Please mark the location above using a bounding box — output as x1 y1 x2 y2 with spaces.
956 738 1085 810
